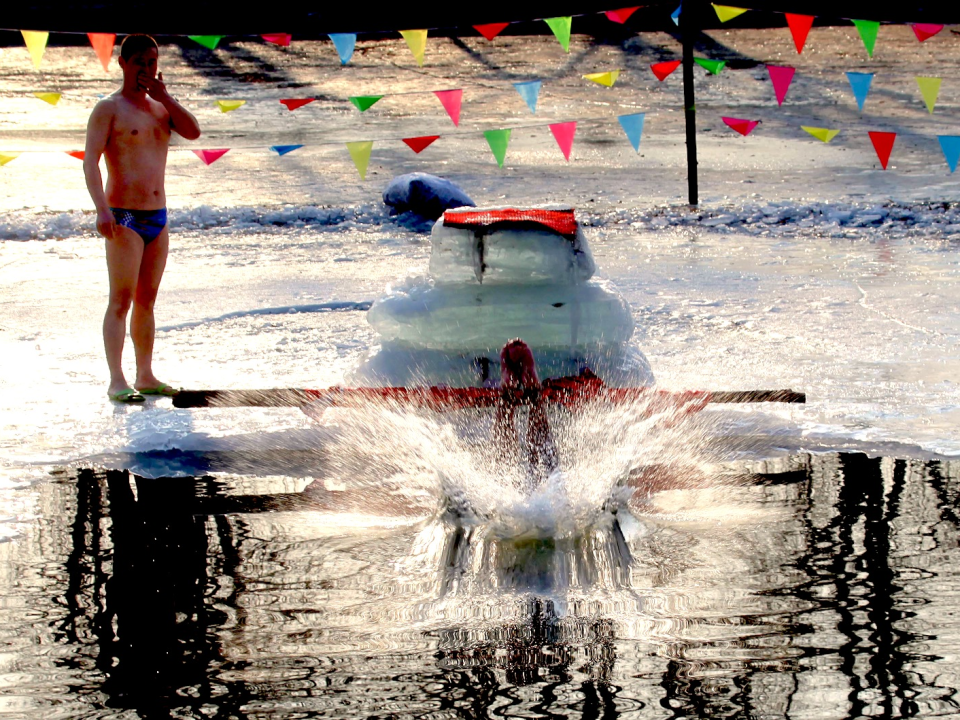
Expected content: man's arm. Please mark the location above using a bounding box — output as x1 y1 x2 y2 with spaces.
83 101 117 239
146 72 201 140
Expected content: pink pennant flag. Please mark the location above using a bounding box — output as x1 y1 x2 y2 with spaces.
87 33 115 72
434 89 463 126
280 98 315 111
474 23 509 40
912 24 944 42
868 131 896 170
262 33 292 46
605 7 640 23
651 59 681 81
194 149 230 166
785 13 814 54
66 150 85 160
722 117 760 136
767 65 795 106
549 122 576 161
402 135 440 153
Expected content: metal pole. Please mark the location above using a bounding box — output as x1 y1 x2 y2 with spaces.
681 1 699 206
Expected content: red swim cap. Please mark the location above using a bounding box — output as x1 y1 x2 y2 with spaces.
500 339 540 388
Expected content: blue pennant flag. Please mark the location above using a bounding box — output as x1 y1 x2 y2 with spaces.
271 144 304 156
846 72 874 112
938 136 960 173
618 113 645 152
328 33 356 65
671 5 682 25
513 80 542 114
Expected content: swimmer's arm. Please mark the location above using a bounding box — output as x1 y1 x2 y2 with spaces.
83 101 117 238
147 72 201 140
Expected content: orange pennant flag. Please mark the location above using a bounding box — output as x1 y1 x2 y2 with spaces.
87 33 116 72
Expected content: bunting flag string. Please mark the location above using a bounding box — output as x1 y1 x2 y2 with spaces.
583 70 620 87
852 20 879 57
802 126 840 143
483 129 512 167
434 89 463 126
474 23 509 41
261 34 292 47
785 14 814 54
544 17 572 52
349 95 384 112
34 92 61 106
271 144 303 155
400 29 428 66
346 140 373 178
280 98 315 111
694 58 726 75
650 60 681 81
215 99 246 113
605 8 640 24
189 35 224 50
402 135 440 153
767 65 795 106
328 34 356 64
87 33 115 72
722 117 760 136
549 121 576 160
937 136 960 173
513 80 542 113
912 24 944 42
618 113 644 152
0 152 20 166
915 76 941 114
194 149 230 165
712 4 748 23
868 131 895 169
21 30 48 69
846 72 873 112
670 6 681 26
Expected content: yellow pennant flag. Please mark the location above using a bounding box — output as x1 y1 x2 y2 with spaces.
346 141 373 180
399 29 428 66
801 126 840 143
215 99 246 113
916 76 941 114
21 30 49 69
583 70 620 87
711 4 748 22
34 92 61 106
0 152 20 167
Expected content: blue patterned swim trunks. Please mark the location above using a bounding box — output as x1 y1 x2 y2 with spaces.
110 207 168 244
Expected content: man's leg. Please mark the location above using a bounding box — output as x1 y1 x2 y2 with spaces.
132 226 169 391
104 228 145 396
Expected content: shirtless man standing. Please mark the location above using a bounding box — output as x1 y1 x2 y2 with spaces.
84 34 201 402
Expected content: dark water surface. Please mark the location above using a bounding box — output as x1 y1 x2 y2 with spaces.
3 453 960 719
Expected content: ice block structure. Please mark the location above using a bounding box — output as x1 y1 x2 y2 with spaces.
355 206 654 387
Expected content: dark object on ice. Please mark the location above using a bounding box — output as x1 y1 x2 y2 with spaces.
382 173 475 221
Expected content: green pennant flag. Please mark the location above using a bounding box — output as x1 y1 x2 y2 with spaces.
188 35 224 50
349 95 384 112
346 141 373 179
544 17 572 52
483 129 512 168
852 20 879 57
694 57 726 75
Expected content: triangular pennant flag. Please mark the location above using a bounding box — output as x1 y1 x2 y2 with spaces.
328 34 356 65
549 122 576 161
346 141 373 179
21 31 48 69
915 76 941 114
261 33 291 46
0 152 20 167
583 70 620 87
694 58 726 75
215 99 246 113
766 65 795 106
852 20 880 58
65 150 85 160
402 135 440 153
544 17 572 52
474 23 509 41
189 36 224 50
801 126 840 143
434 89 463 126
618 113 645 152
846 72 874 112
87 33 115 72
937 136 960 173
671 5 681 26
912 24 944 42
605 7 640 23
483 129 511 168
513 80 541 113
651 60 681 81
349 95 383 112
868 131 895 169
194 149 230 166
711 4 747 22
280 98 315 111
400 29 428 66
722 116 760 136
785 14 814 54
34 92 61 106
271 144 303 156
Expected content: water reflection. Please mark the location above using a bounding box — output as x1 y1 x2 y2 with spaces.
10 454 958 717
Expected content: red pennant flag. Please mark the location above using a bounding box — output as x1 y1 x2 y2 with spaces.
549 121 576 161
87 33 115 72
722 117 760 136
605 7 640 23
262 33 292 46
434 89 463 126
66 150 85 160
785 13 814 54
912 24 944 42
474 23 509 41
194 149 230 166
766 65 795 106
402 135 440 153
868 131 896 169
650 59 681 81
280 98 315 111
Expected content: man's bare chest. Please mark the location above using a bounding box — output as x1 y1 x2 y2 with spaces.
111 105 170 150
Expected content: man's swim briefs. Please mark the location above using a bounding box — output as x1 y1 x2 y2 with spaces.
110 207 168 244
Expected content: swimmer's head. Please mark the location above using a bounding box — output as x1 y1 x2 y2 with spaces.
500 339 539 388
